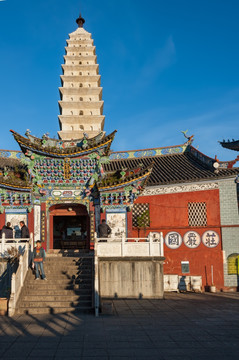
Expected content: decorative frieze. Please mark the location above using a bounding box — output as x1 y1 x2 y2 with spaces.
142 182 219 196
109 145 187 161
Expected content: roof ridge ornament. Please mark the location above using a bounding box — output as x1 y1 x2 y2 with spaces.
181 130 194 145
76 13 85 28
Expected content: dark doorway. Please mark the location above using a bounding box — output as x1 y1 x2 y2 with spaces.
49 203 90 250
53 215 88 249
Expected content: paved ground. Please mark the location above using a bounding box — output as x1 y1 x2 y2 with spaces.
0 292 239 359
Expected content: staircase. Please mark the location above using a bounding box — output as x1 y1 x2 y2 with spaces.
15 255 94 315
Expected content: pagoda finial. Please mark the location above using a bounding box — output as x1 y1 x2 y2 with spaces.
76 13 85 28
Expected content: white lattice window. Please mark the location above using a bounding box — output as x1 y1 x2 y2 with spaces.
188 202 207 226
132 203 150 228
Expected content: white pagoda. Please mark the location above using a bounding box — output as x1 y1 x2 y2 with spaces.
58 14 105 140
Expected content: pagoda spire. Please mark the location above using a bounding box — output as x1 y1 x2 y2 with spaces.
76 13 85 28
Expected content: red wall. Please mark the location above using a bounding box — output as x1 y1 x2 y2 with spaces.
28 208 34 237
0 212 5 230
131 189 224 290
0 209 34 235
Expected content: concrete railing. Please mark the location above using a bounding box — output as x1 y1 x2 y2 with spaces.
8 234 33 317
95 232 164 258
94 237 100 317
0 233 32 258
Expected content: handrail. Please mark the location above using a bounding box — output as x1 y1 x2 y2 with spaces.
0 233 31 258
96 232 164 257
94 232 99 317
8 233 33 317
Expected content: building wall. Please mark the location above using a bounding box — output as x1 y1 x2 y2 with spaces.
131 188 225 290
219 178 239 288
0 208 34 237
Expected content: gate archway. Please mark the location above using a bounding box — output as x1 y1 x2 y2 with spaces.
49 203 90 250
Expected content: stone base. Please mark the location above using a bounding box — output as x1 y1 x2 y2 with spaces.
0 298 8 316
98 256 165 299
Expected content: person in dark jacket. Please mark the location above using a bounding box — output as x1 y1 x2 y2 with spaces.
32 241 46 280
98 219 111 238
1 222 13 239
20 221 30 238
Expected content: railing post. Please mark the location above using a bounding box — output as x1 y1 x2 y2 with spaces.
94 232 99 317
30 232 34 250
8 273 16 316
160 232 164 256
29 233 33 266
149 232 153 256
1 233 5 255
121 234 125 256
19 256 23 287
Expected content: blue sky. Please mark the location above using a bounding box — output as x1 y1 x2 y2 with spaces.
0 0 238 161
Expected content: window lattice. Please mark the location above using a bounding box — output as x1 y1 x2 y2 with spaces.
188 202 207 226
132 203 150 228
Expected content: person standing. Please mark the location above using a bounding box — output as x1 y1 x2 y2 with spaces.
1 222 13 239
20 221 30 238
98 219 111 238
32 241 47 280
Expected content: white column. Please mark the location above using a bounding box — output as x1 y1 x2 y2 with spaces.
34 205 41 244
160 232 164 257
149 232 153 256
1 233 5 255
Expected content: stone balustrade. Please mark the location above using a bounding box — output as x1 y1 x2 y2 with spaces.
5 234 33 317
95 232 164 258
0 233 33 258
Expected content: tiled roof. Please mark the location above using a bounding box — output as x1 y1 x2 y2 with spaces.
0 157 30 190
98 163 153 191
103 152 239 186
220 139 239 152
10 130 117 158
0 157 24 169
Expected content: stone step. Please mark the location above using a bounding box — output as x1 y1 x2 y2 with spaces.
43 269 93 274
15 306 93 315
44 262 93 266
28 274 92 280
20 300 92 308
24 283 92 290
44 262 93 267
16 255 94 315
42 271 92 276
44 263 92 268
46 251 92 257
44 261 92 269
45 258 93 262
21 288 91 296
21 294 91 301
27 276 92 282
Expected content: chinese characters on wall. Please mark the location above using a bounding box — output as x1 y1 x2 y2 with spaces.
164 230 219 249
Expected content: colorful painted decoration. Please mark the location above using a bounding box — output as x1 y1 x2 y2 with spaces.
202 231 220 248
134 150 157 158
109 152 129 160
183 231 201 248
161 147 183 155
165 232 182 249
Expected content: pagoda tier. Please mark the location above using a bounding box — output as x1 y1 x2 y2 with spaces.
58 16 105 140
